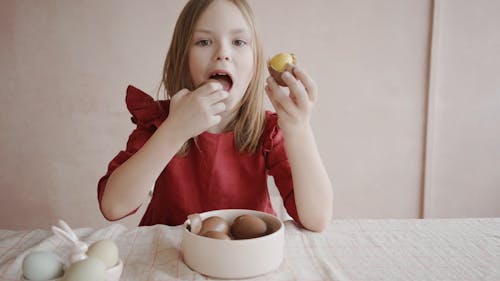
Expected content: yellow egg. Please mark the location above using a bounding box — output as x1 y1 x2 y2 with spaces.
267 52 297 86
86 240 119 268
268 52 296 72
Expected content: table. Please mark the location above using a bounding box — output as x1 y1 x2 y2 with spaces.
1 218 499 280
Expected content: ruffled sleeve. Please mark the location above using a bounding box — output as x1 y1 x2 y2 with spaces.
97 85 168 221
263 111 302 226
126 85 168 129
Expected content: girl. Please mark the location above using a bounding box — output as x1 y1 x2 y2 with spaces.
98 0 332 232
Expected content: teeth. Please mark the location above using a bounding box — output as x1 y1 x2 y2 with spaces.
211 72 228 77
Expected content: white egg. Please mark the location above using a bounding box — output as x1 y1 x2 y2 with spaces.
86 240 119 268
22 251 64 281
63 257 106 281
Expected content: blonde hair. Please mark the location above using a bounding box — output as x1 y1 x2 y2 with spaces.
159 0 266 155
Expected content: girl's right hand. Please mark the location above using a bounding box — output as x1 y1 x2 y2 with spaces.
166 80 229 140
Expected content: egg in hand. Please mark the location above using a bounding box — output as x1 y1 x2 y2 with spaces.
267 52 297 86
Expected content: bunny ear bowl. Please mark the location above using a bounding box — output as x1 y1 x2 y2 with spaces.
20 220 123 281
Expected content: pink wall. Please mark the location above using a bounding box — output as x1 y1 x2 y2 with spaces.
1 0 498 230
423 0 500 217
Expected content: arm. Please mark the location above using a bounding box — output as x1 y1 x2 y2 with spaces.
101 82 229 220
100 118 186 220
265 67 333 232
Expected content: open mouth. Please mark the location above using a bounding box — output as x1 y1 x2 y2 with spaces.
209 72 233 91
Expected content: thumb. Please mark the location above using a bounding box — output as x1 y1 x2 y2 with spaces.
172 88 190 101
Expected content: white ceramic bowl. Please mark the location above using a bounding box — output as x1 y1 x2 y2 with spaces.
182 209 284 279
106 259 124 281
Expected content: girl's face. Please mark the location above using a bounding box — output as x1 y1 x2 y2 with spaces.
189 0 254 113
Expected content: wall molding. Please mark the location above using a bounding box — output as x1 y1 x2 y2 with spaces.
422 0 440 218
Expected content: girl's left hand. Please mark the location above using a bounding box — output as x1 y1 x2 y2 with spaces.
265 66 318 132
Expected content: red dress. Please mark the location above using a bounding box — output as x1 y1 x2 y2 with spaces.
97 85 300 226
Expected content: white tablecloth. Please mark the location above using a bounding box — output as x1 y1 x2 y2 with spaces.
1 218 499 280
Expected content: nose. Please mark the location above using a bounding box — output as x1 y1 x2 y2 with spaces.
216 54 230 61
215 42 231 62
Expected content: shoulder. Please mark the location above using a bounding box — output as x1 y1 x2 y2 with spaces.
125 85 169 128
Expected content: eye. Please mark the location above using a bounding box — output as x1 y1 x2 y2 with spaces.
233 39 247 47
195 39 211 47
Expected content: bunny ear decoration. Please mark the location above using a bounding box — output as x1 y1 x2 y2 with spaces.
52 226 77 245
57 220 78 241
51 220 88 263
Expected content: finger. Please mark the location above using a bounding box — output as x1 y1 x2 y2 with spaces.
266 76 299 116
209 114 222 127
210 101 226 114
206 90 229 104
281 71 309 109
172 88 190 101
195 80 223 96
292 66 318 102
265 84 283 114
266 84 291 120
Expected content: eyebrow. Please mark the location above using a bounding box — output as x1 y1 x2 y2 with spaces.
193 28 250 35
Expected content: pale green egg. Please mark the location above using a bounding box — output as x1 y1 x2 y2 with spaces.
86 240 119 268
22 251 64 281
63 257 106 281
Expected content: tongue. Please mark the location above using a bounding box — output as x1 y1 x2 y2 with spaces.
212 75 232 91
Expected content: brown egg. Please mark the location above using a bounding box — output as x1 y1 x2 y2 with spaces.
267 52 297 86
231 214 268 240
202 231 232 240
200 216 230 236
